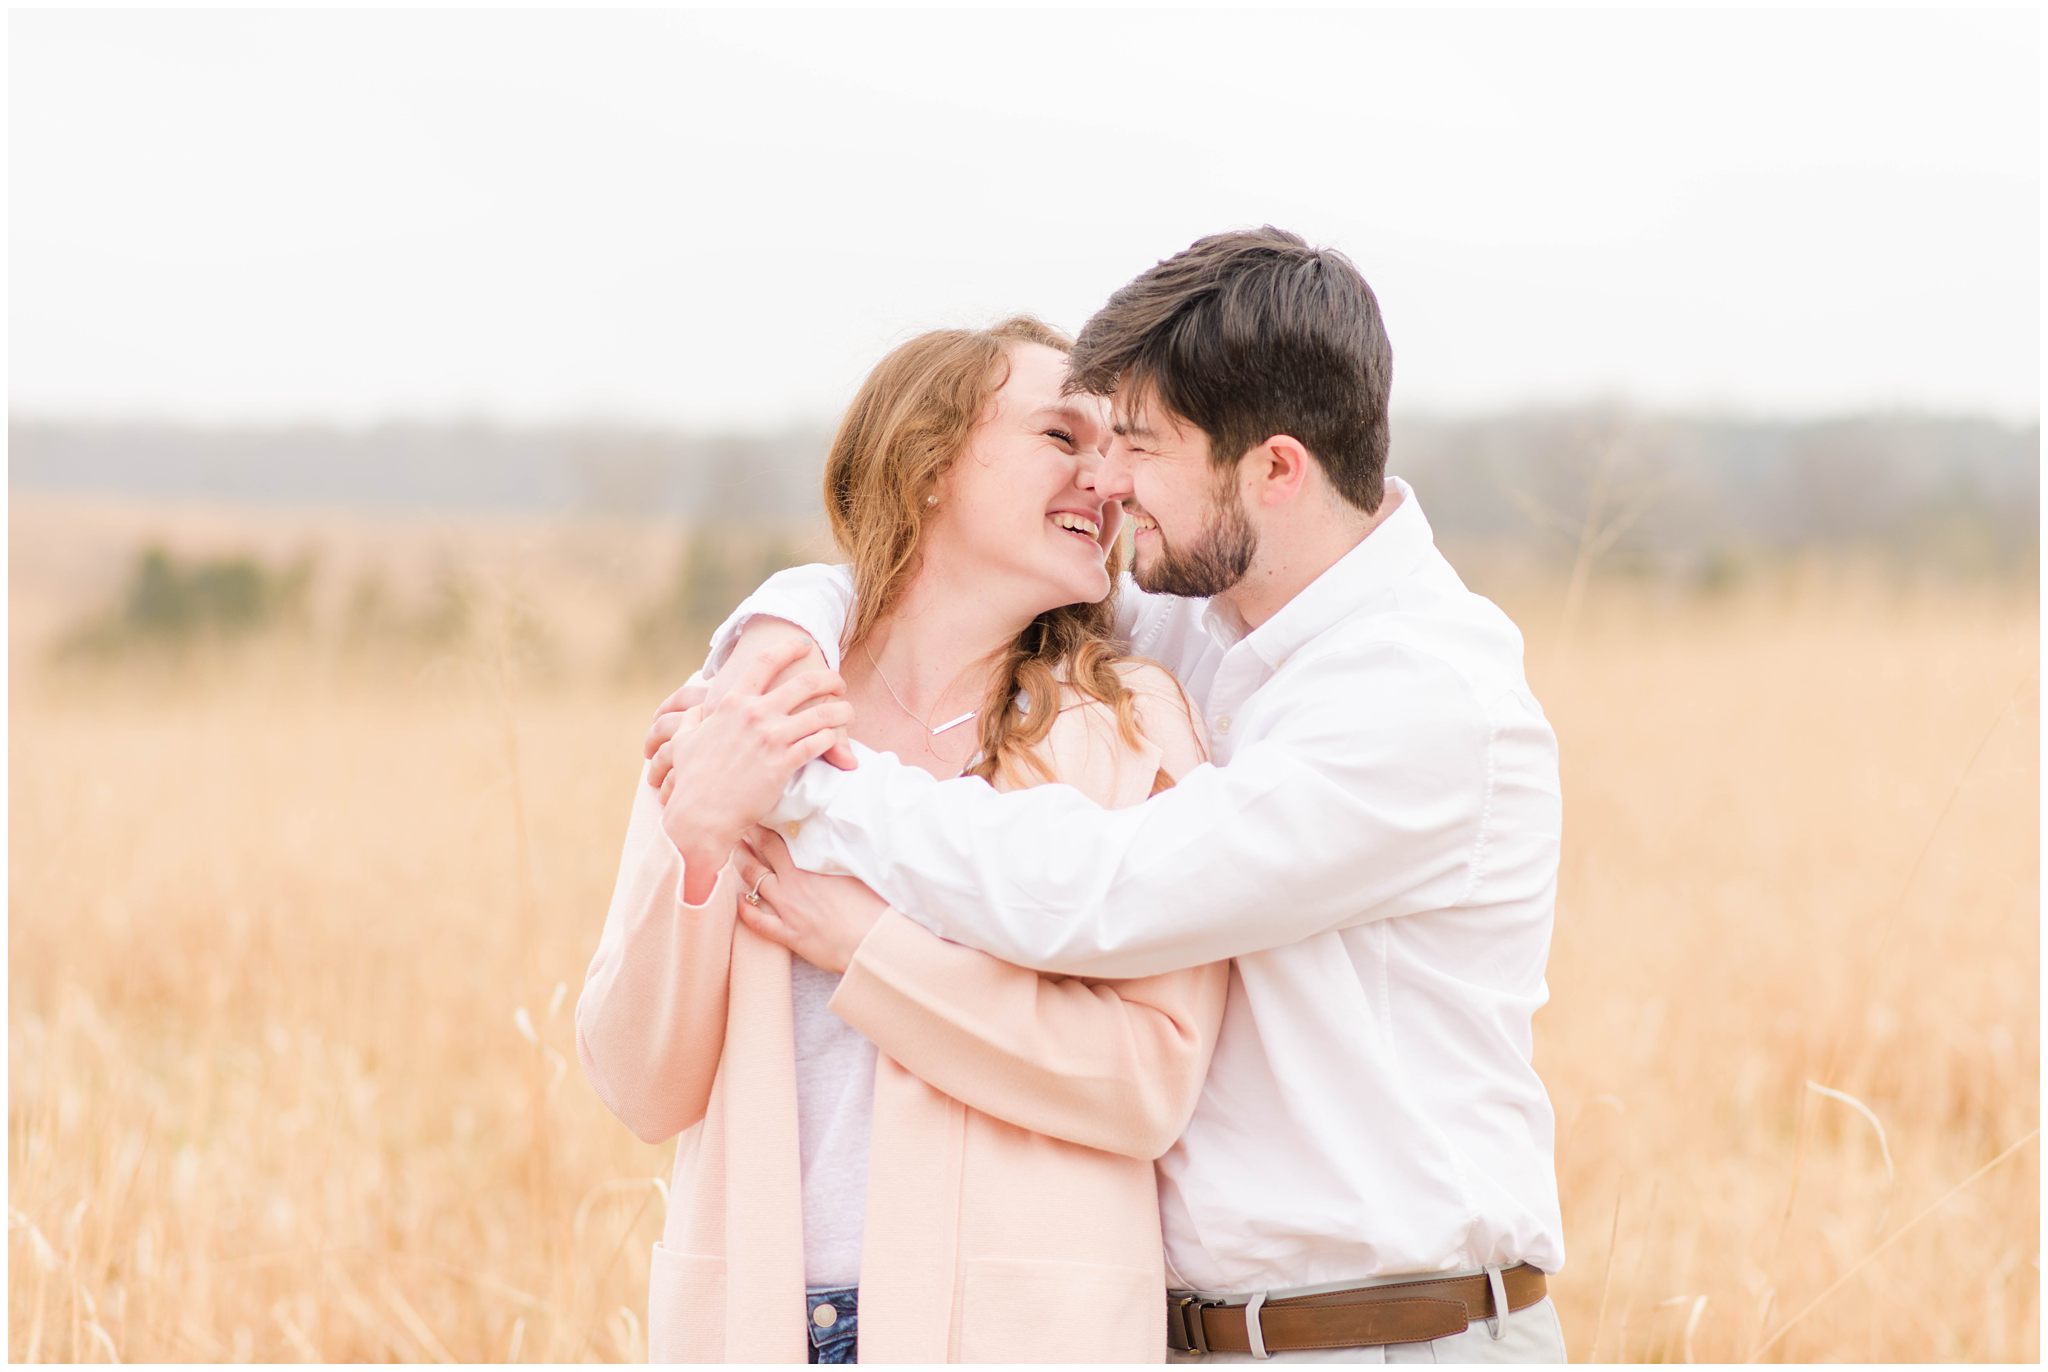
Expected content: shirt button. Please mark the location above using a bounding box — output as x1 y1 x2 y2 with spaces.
812 1302 839 1329
1213 715 1232 735
785 820 803 839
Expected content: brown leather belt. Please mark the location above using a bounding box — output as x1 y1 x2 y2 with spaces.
1166 1263 1548 1355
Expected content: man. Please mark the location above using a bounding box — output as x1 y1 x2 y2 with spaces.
651 228 1567 1362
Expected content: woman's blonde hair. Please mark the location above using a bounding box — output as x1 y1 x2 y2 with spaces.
823 315 1146 785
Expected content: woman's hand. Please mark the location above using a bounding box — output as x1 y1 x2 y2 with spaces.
658 640 853 902
645 619 857 794
731 825 888 975
643 673 710 785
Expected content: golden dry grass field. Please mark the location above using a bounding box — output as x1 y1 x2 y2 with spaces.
8 494 2039 1362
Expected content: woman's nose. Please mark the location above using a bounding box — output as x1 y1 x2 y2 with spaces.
1077 445 1133 502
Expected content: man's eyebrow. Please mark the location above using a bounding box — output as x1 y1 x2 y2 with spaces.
1111 417 1156 439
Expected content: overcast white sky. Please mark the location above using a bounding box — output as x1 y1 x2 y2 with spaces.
10 6 2040 428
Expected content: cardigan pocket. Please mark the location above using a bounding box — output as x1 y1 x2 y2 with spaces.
646 1242 727 1364
954 1256 1162 1363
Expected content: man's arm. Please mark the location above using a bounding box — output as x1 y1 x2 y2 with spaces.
769 644 1558 978
703 563 857 675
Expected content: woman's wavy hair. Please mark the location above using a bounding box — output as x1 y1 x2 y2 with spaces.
823 315 1147 786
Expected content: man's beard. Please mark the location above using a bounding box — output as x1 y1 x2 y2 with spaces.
1132 475 1258 598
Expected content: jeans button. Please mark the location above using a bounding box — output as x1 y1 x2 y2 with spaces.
812 1302 839 1329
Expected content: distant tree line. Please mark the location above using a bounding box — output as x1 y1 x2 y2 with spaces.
57 546 317 661
22 407 2038 673
50 527 810 682
9 409 2035 582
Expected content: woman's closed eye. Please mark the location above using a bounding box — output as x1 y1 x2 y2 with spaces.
1045 429 1076 448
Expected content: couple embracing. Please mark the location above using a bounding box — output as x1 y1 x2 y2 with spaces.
576 228 1568 1363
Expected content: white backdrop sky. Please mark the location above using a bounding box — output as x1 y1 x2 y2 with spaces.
10 6 2040 428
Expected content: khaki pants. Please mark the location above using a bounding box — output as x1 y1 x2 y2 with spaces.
1167 1269 1569 1365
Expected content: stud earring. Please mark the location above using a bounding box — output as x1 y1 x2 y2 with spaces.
925 494 938 507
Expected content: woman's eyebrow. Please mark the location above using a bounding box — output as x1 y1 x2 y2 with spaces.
1034 403 1100 433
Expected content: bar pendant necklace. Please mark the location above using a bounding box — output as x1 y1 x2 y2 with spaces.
864 642 977 738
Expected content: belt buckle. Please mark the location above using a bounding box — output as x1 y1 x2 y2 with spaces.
1171 1295 1216 1355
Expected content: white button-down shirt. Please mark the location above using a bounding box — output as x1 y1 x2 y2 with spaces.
706 477 1566 1293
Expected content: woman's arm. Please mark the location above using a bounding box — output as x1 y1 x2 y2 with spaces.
573 760 742 1144
580 644 848 1140
828 912 1227 1159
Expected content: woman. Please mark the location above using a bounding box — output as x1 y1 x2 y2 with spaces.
575 317 1228 1362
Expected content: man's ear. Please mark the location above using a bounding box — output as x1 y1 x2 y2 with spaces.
1249 435 1314 508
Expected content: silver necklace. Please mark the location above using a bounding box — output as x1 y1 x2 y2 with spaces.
860 642 983 779
861 642 979 738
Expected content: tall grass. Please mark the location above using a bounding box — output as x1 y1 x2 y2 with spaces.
8 508 2038 1362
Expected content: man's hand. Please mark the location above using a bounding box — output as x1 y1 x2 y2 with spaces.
658 638 853 903
645 617 856 794
731 824 888 975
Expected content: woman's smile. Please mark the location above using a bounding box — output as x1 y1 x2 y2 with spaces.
1047 506 1110 558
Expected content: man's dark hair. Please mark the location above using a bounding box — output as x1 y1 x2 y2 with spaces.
1068 226 1393 513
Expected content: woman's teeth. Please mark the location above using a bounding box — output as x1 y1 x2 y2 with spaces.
1050 512 1100 539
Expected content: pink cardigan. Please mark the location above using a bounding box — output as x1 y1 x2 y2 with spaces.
577 664 1228 1362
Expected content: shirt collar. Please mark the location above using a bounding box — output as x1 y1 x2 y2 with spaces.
1211 474 1434 668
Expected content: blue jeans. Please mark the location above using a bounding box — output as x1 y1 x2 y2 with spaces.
805 1284 859 1364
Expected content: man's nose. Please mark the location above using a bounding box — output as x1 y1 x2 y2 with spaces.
1078 444 1134 502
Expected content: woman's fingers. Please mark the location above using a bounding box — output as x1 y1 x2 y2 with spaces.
782 727 844 772
731 851 801 952
735 892 795 947
768 699 855 746
643 674 710 757
647 706 705 790
642 711 673 763
763 668 846 717
654 672 711 716
746 825 793 870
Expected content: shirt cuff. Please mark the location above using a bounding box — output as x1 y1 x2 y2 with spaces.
760 740 874 854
